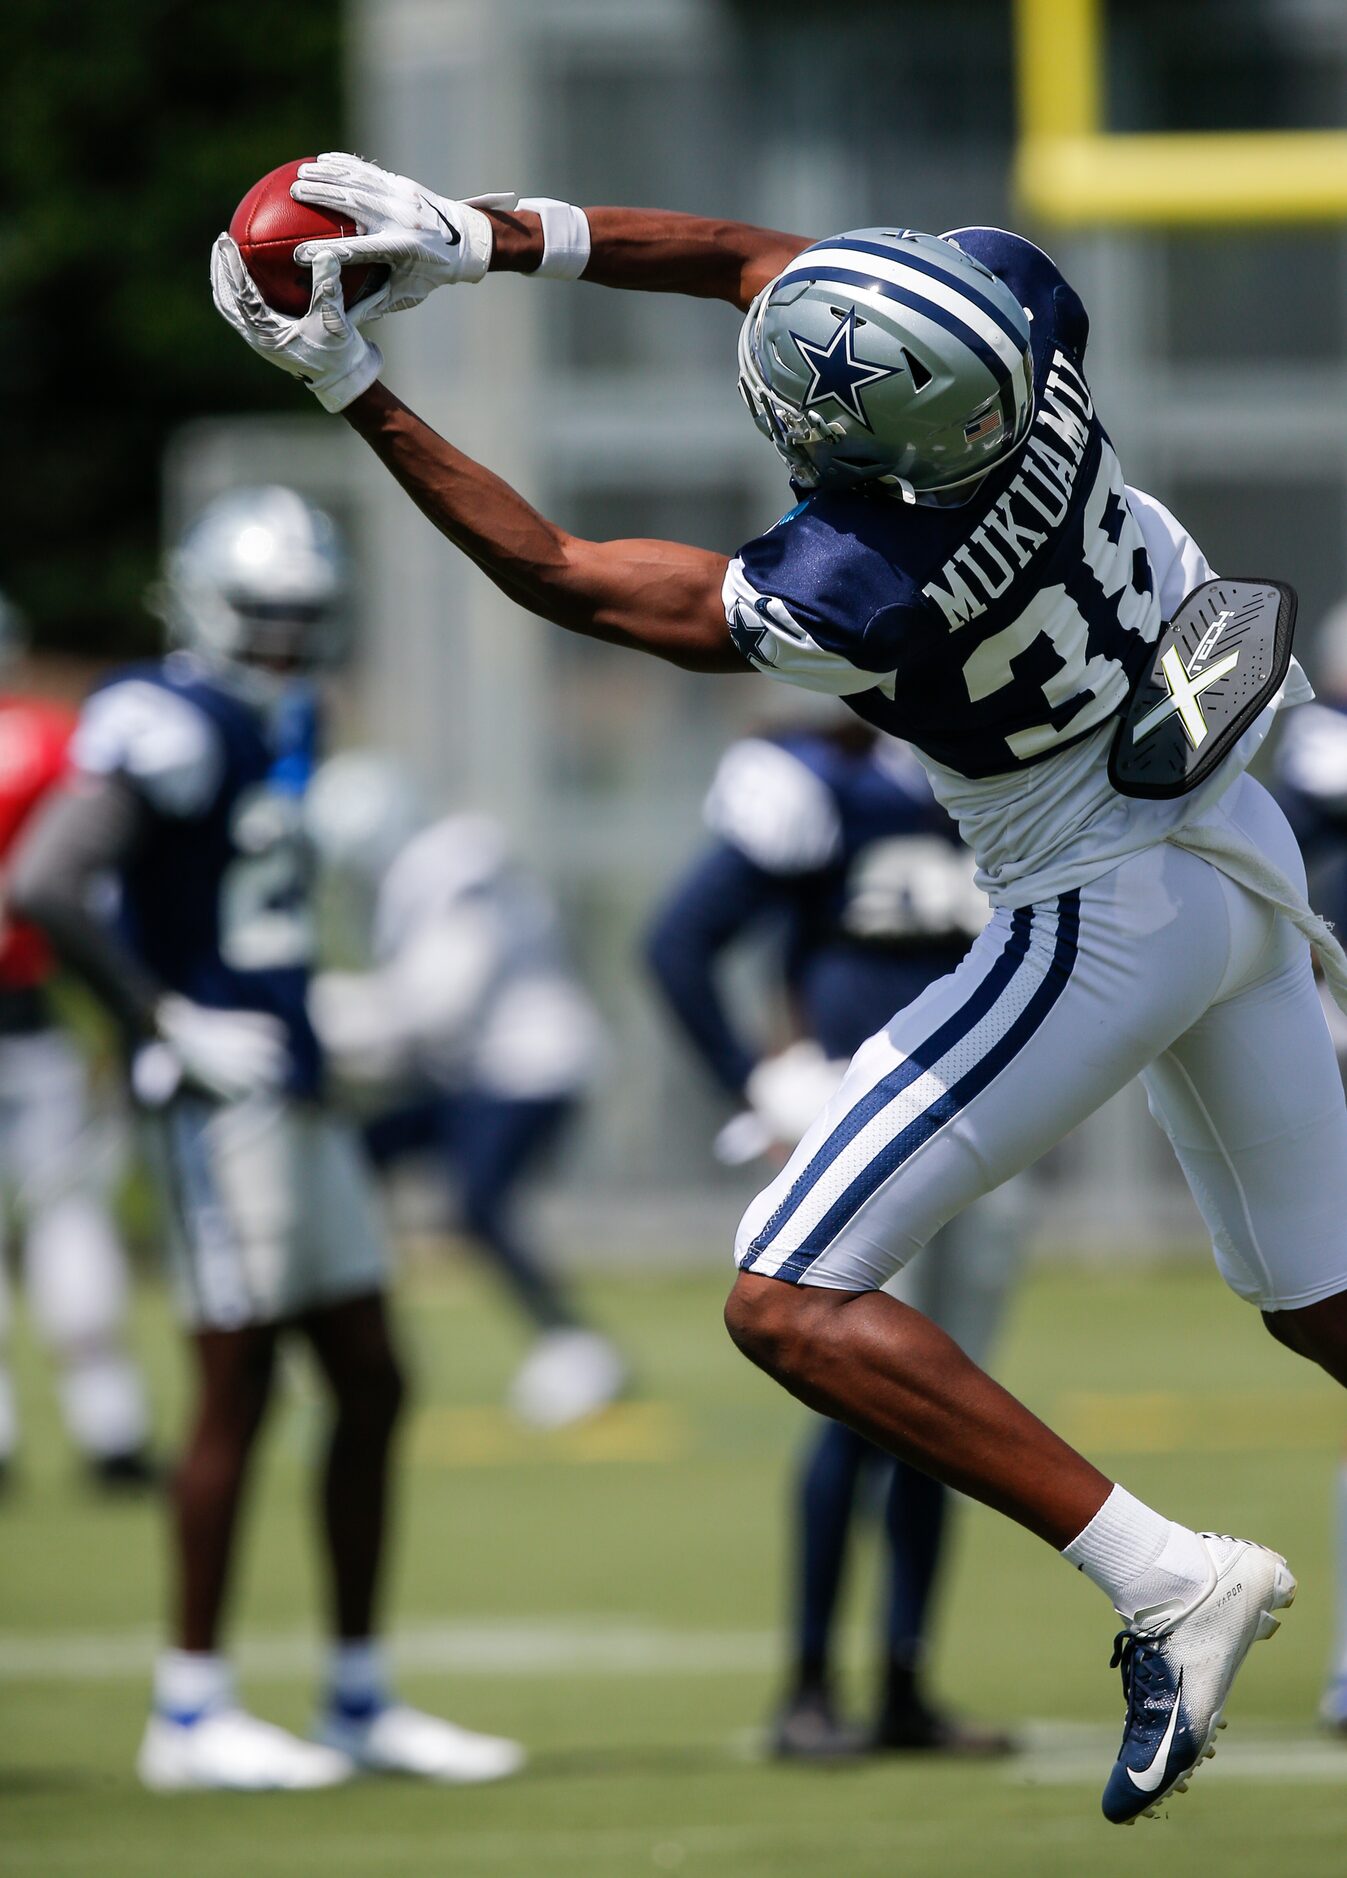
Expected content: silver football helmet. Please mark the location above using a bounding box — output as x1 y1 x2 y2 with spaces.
305 750 425 884
162 486 348 669
737 229 1034 499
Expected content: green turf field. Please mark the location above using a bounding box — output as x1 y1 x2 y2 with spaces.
2 1255 1344 1876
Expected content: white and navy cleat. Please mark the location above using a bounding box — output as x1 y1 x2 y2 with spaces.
508 1329 627 1430
314 1703 525 1783
1101 1533 1296 1825
138 1706 355 1791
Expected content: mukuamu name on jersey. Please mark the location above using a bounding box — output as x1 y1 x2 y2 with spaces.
921 351 1094 631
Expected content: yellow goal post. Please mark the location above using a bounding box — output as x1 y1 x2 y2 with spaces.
1014 0 1347 226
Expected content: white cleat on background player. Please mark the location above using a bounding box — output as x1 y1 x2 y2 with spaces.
1101 1533 1296 1824
138 1707 354 1792
315 1703 525 1783
508 1328 627 1430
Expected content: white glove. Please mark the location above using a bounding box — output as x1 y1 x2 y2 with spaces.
140 994 293 1104
712 1109 774 1167
291 152 515 313
744 1041 847 1149
308 970 413 1087
210 236 384 412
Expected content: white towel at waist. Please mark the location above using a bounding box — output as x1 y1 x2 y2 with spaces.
1166 818 1347 1013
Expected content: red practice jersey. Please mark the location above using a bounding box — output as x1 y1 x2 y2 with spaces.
0 695 77 988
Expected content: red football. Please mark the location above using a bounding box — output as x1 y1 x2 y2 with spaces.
229 158 386 317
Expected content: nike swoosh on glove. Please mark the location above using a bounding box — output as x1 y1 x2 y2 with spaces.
210 237 384 412
292 152 514 312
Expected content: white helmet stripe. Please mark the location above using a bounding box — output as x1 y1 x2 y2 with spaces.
787 264 1011 396
781 244 1026 379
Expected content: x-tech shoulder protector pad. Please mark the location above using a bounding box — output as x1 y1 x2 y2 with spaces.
1108 577 1297 801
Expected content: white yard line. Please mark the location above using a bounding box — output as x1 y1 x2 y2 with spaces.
6 1627 1344 1784
1007 1720 1347 1784
0 1619 780 1682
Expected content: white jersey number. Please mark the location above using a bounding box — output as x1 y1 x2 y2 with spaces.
219 788 314 972
959 452 1154 763
842 837 987 943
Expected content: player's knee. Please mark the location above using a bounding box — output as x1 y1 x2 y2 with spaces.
380 1351 409 1429
196 1349 275 1442
343 1344 408 1436
1263 1291 1347 1387
724 1271 829 1385
1261 1307 1304 1356
175 1410 260 1504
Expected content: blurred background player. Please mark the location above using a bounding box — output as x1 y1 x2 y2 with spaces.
0 592 152 1492
1273 598 1347 1735
646 719 1022 1756
306 751 623 1428
9 488 523 1792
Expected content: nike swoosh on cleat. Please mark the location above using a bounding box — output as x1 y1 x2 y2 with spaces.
430 205 461 245
1127 1668 1183 1793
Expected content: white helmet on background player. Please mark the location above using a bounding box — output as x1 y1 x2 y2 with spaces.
305 749 425 884
737 229 1034 500
162 486 348 670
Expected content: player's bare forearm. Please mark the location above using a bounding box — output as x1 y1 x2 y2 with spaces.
343 384 746 671
489 207 810 311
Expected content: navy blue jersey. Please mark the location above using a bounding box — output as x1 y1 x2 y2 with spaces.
646 730 985 1090
72 655 323 1096
726 230 1163 780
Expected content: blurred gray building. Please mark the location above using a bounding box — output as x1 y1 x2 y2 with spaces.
168 0 1347 1257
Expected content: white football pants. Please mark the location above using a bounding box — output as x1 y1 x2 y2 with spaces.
0 1030 148 1461
738 775 1347 1315
148 1096 387 1332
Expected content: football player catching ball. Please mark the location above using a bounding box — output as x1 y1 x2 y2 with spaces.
213 160 1347 1823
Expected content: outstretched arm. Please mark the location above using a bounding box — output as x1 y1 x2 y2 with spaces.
289 157 811 313
341 382 745 671
487 205 810 310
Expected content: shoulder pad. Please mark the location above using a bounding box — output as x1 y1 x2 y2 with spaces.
72 678 224 818
704 738 843 874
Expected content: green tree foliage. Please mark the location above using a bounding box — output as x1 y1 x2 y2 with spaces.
0 0 345 654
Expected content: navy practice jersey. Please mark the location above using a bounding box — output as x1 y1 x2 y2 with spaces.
645 730 986 1090
71 655 323 1096
724 229 1163 780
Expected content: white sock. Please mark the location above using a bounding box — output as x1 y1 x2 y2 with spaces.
1062 1484 1213 1626
154 1649 233 1724
327 1638 390 1718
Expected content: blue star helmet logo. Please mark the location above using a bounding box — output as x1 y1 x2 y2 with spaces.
789 309 901 432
